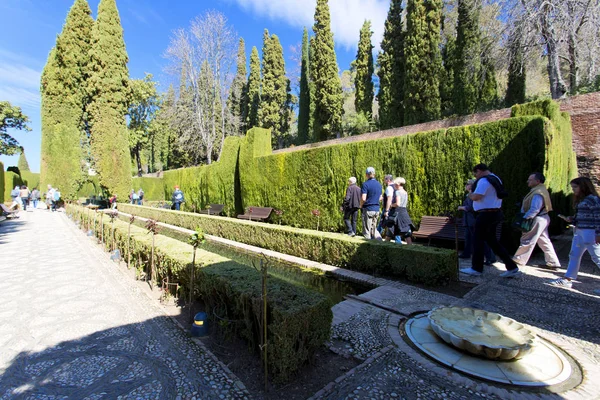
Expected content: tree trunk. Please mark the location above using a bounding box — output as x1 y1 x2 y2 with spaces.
568 32 578 92
541 4 567 99
135 144 143 177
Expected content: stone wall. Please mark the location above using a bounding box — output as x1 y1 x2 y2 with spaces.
275 93 600 184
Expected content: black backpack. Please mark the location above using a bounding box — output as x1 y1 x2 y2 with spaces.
474 174 509 199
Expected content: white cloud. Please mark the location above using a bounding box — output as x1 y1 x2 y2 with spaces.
228 0 389 50
0 49 41 111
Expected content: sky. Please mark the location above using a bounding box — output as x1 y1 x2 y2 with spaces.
0 0 391 173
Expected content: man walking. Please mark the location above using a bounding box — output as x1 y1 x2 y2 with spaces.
342 177 362 237
460 164 521 278
172 186 185 211
361 167 382 239
513 173 561 268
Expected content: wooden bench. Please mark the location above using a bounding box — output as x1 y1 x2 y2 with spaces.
198 204 225 216
1 204 19 219
413 216 501 245
237 207 273 222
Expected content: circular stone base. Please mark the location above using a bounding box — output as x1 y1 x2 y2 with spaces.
405 314 572 387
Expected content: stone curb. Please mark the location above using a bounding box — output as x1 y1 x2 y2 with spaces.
307 345 396 400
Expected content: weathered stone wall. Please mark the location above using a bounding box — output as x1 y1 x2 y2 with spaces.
276 92 600 184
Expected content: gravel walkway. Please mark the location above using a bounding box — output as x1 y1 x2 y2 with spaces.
0 210 249 400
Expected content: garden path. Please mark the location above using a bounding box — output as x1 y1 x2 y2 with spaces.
0 209 249 400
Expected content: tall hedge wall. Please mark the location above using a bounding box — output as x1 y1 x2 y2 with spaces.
118 204 458 285
4 171 23 202
20 171 40 190
0 162 4 203
131 177 164 201
66 205 332 381
162 136 242 216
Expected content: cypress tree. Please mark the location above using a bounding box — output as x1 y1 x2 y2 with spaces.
377 0 404 129
505 32 526 107
87 0 131 198
453 0 481 115
311 0 343 141
40 0 93 199
354 20 374 119
246 46 261 129
404 0 443 125
259 31 288 148
440 36 456 116
18 148 30 172
479 56 498 111
297 28 311 144
229 38 247 135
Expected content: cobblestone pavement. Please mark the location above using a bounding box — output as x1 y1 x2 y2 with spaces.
0 210 250 400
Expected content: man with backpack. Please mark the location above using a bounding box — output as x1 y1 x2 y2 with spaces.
52 188 61 212
460 164 521 278
171 186 185 211
137 188 144 205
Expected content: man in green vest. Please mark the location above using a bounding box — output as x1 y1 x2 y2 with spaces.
513 172 561 268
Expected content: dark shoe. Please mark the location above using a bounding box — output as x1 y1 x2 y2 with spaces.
536 264 560 270
458 254 471 259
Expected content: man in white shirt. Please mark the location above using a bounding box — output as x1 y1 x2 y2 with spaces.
460 164 521 278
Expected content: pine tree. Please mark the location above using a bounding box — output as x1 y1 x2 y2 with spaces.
87 0 131 198
229 38 247 135
505 31 526 107
354 20 374 118
377 0 405 129
259 31 288 148
453 0 481 115
311 0 343 141
404 0 443 125
246 46 261 129
479 56 498 111
297 28 312 145
18 148 30 172
40 0 93 199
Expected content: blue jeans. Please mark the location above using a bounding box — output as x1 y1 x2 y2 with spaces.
565 229 600 280
462 224 496 263
174 202 181 211
137 199 142 205
33 199 38 209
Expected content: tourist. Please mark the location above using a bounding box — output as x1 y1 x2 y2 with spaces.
361 167 382 239
549 177 600 294
512 173 561 269
31 187 40 210
381 174 397 241
391 177 414 244
137 188 144 205
109 194 118 209
52 188 61 212
45 185 55 210
19 185 30 211
10 186 21 210
342 177 361 237
458 179 496 264
460 164 520 278
172 186 185 211
129 189 136 204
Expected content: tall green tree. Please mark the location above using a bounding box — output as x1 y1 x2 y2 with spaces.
440 36 456 116
311 0 343 141
354 20 374 118
479 56 498 111
297 27 312 145
505 31 527 107
246 46 261 129
377 0 405 129
404 0 443 125
128 73 159 176
148 85 176 171
87 0 131 198
453 0 482 115
40 0 93 198
229 38 247 135
18 148 30 171
259 31 289 148
0 101 30 155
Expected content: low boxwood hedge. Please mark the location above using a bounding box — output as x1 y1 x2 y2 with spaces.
67 204 332 382
118 203 457 285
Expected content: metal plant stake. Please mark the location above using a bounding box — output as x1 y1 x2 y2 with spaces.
145 219 160 290
128 214 136 269
188 229 206 322
107 210 119 251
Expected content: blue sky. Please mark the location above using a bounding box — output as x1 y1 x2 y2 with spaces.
0 0 391 173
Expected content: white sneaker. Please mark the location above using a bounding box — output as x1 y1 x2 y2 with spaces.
460 268 482 277
500 269 522 278
549 278 572 288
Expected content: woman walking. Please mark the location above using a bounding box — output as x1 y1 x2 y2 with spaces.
19 185 30 211
391 177 414 244
549 177 600 295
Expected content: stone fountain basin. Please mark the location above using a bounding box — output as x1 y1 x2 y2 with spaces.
427 306 537 360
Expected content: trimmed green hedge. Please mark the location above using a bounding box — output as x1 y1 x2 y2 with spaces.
4 171 23 202
162 136 242 216
20 171 40 190
66 204 331 381
131 177 165 201
118 203 458 285
0 162 4 203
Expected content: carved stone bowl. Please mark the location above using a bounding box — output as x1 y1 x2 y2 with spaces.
427 306 537 360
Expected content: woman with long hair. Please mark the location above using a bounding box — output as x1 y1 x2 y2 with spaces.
549 177 600 294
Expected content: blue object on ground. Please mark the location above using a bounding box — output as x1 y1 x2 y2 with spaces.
191 312 208 337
